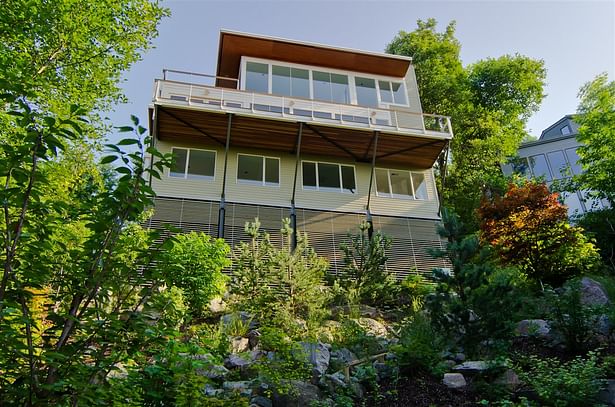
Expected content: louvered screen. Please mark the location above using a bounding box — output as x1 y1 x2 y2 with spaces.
149 197 449 280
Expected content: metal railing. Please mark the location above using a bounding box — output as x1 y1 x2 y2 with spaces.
154 70 452 138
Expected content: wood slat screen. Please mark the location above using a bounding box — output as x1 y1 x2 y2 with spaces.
149 197 450 279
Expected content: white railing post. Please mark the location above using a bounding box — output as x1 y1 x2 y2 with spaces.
251 92 255 113
189 84 193 104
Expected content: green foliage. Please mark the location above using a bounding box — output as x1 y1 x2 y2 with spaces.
222 312 253 338
393 312 447 376
517 352 605 407
575 73 615 203
335 221 400 307
546 280 604 352
387 19 546 230
428 208 527 354
576 208 615 271
159 232 230 318
478 181 600 286
231 218 329 333
331 318 382 358
400 272 435 312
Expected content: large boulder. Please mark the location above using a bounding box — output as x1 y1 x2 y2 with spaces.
357 317 388 337
208 297 227 316
453 361 488 374
516 319 551 338
442 373 467 389
329 348 358 371
299 342 330 383
198 363 230 380
230 336 250 353
598 379 615 406
223 380 253 398
580 277 611 307
272 380 323 407
224 353 252 370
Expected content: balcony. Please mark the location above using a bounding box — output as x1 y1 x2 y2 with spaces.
151 70 452 169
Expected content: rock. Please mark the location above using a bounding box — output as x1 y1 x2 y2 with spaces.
225 353 252 370
250 395 273 407
331 305 380 319
454 353 466 363
596 314 612 337
442 373 467 389
321 372 348 394
516 319 551 338
598 379 615 406
453 361 488 374
329 348 358 371
223 381 253 397
272 380 322 407
495 369 521 390
580 277 611 306
230 336 250 353
208 297 227 315
299 342 330 383
357 317 388 337
348 378 365 399
204 385 224 397
197 363 230 380
248 329 261 349
373 360 397 380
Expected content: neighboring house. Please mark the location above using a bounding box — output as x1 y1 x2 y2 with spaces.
146 30 453 278
502 115 608 217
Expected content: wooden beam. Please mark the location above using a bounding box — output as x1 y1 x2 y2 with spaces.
304 123 360 162
159 107 226 147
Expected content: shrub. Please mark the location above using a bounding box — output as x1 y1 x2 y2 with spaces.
159 232 230 318
576 208 615 271
393 312 447 376
335 221 400 307
517 352 604 407
478 181 600 286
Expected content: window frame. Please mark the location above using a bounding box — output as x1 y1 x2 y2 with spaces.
240 56 409 108
301 160 357 194
169 147 217 180
236 153 281 187
374 168 429 200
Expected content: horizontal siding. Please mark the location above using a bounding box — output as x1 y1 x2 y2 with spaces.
149 197 449 279
152 140 440 219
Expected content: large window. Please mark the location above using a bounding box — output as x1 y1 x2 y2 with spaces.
355 77 378 107
272 65 310 98
302 161 356 193
245 62 269 93
546 150 570 179
313 71 350 104
375 168 428 200
237 154 280 186
528 154 552 181
170 148 216 179
378 80 408 105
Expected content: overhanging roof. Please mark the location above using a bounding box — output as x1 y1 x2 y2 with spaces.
215 30 413 88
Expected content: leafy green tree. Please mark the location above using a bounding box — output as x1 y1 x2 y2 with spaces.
159 232 231 318
575 73 615 203
387 19 546 230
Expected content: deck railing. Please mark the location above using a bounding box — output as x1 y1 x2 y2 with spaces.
154 70 453 138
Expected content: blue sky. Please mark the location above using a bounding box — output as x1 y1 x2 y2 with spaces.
109 0 615 140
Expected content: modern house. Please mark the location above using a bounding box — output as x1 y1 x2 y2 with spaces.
146 30 453 279
502 115 608 217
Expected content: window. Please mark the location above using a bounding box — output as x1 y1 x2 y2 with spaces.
565 148 582 175
272 65 310 98
375 168 428 199
528 154 552 181
355 77 378 107
560 125 571 135
245 62 269 93
378 80 407 105
302 161 356 193
313 71 350 104
546 150 570 179
170 148 215 179
237 154 280 186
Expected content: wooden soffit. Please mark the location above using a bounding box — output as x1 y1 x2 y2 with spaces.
154 106 445 169
216 31 412 88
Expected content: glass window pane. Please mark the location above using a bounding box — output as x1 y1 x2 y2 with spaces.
318 163 340 189
341 166 356 193
547 150 569 179
412 173 427 199
390 170 412 197
392 82 408 105
330 74 349 104
245 62 268 93
265 158 279 184
313 71 331 102
302 162 317 187
355 77 378 107
238 155 263 182
565 148 582 175
170 148 188 177
187 150 215 178
272 65 290 96
528 154 552 181
562 191 584 217
375 169 390 194
581 190 603 212
379 81 393 103
291 68 310 98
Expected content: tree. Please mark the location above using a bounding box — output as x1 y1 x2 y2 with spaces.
575 73 615 203
478 181 599 286
386 19 546 230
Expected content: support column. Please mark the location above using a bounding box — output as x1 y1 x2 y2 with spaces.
218 114 233 239
437 140 450 216
290 122 304 250
365 131 379 239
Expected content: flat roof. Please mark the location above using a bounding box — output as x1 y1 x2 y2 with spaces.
216 30 413 86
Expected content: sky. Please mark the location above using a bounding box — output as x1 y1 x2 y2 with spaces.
109 0 615 141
